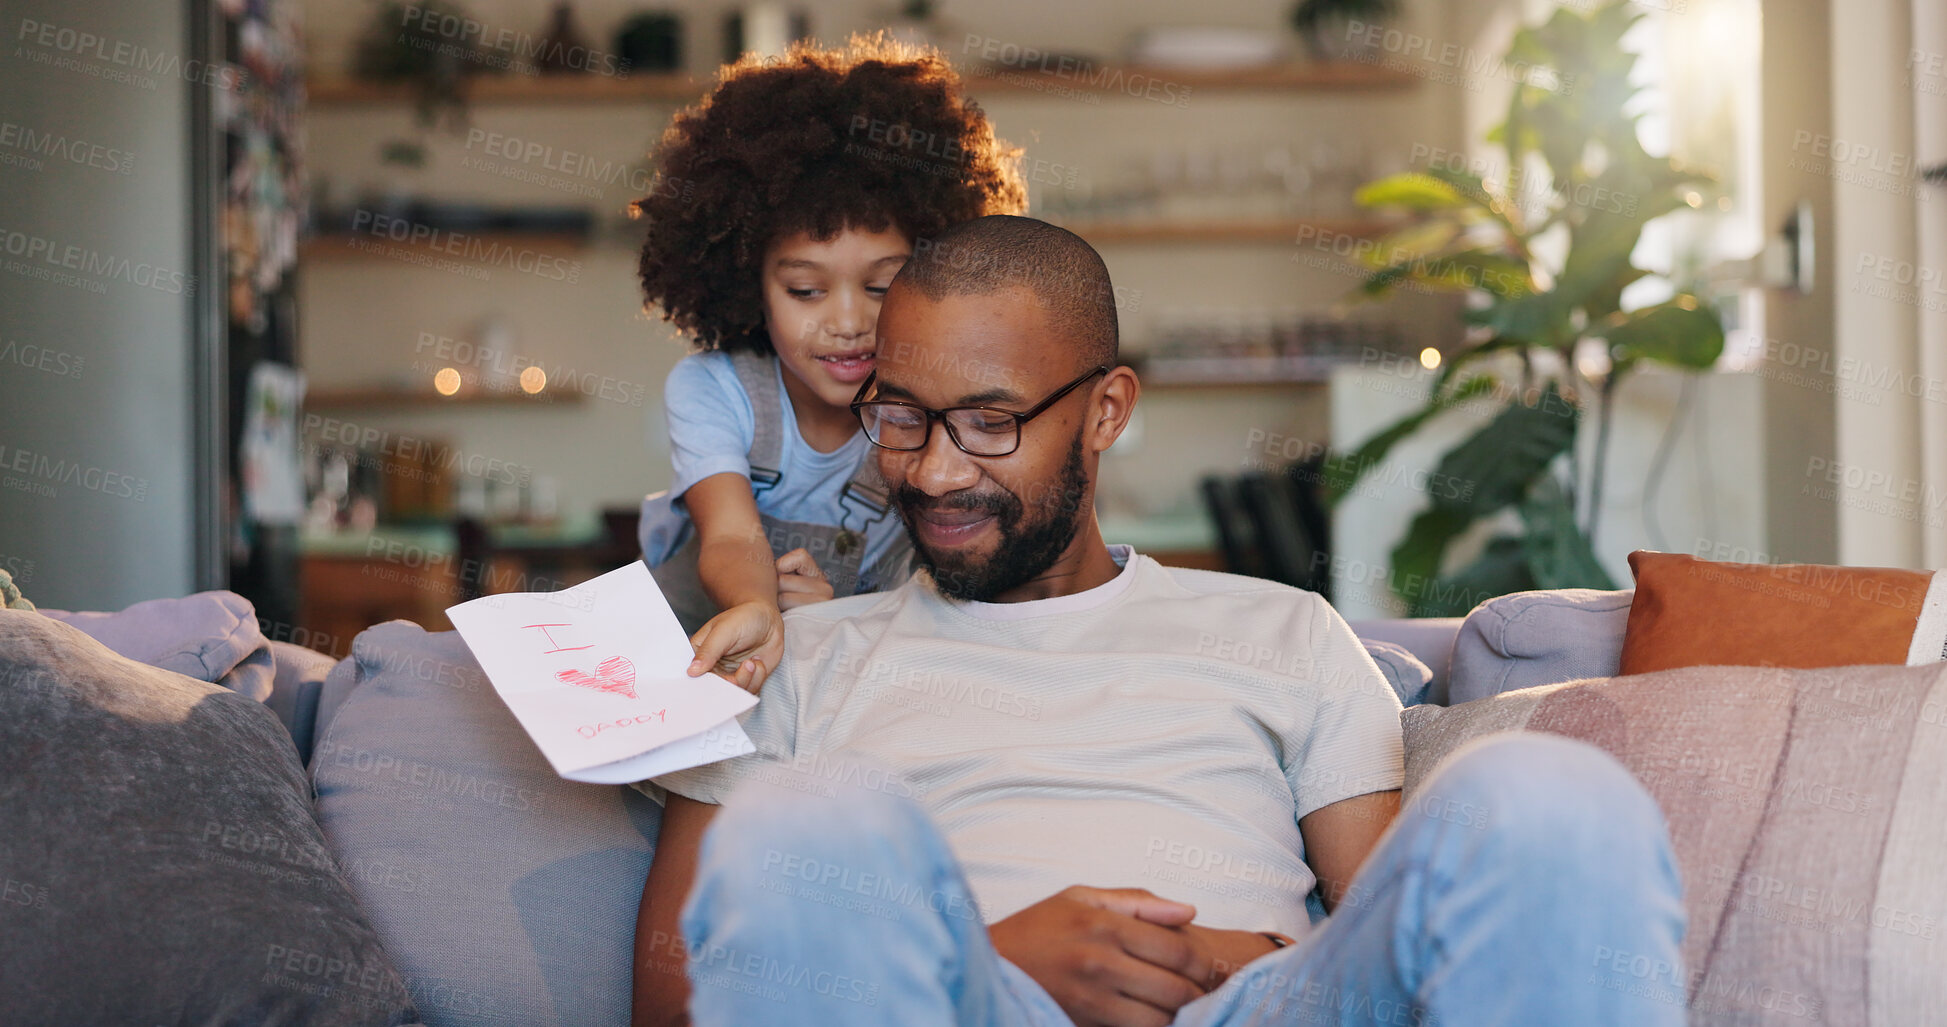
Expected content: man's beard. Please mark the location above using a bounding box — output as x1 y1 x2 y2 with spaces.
895 435 1090 602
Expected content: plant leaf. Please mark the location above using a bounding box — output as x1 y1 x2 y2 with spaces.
1518 476 1618 589
1358 246 1531 300
1355 172 1471 211
1387 506 1477 612
1322 376 1498 505
1600 297 1725 370
1421 166 1511 227
1427 382 1579 516
1432 338 1522 396
1407 536 1539 617
1358 220 1465 268
1465 289 1571 349
1379 383 1579 610
1549 208 1647 322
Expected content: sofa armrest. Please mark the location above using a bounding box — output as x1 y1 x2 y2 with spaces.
37 591 275 700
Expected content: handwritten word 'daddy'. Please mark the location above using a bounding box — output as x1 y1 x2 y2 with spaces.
577 709 666 739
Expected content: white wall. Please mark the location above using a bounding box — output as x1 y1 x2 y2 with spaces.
1757 0 1839 564
1829 0 1927 567
1917 0 1947 568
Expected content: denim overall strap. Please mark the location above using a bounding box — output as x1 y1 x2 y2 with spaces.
726 351 784 496
648 353 914 634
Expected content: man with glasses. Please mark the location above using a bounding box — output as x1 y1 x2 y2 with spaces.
849 360 1106 603
631 216 1684 1027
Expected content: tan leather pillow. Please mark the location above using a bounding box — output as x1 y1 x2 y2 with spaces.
1619 551 1943 675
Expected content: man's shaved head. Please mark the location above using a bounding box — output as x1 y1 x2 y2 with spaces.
893 215 1119 370
870 214 1143 604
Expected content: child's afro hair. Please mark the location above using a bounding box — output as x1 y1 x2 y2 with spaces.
632 34 1027 354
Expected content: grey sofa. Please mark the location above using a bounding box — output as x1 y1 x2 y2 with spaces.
16 585 1638 1026
27 578 1947 1025
278 590 1640 1026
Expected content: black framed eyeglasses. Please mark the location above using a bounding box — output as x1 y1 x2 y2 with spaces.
851 365 1109 457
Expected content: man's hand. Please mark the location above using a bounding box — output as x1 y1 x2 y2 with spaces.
687 600 782 692
1175 925 1280 989
988 886 1211 1027
774 547 833 611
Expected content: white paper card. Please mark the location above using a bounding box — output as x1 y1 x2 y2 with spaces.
447 562 756 781
562 724 756 785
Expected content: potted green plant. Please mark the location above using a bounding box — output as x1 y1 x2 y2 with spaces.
1327 1 1724 615
351 0 483 128
1290 0 1400 62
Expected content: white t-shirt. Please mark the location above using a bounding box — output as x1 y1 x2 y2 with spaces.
648 546 1405 939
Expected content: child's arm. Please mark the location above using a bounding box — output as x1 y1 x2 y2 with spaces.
632 794 717 1026
683 471 786 692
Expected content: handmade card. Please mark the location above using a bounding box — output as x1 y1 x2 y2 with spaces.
447 562 757 784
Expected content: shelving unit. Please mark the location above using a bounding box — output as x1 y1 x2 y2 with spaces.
299 232 590 261
306 62 1419 108
1141 378 1333 391
308 73 701 105
966 61 1420 94
1060 217 1389 245
297 40 1446 580
1138 352 1391 390
295 220 1386 261
307 384 588 408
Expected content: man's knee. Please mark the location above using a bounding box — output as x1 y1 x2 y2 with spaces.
704 770 933 882
1415 732 1662 843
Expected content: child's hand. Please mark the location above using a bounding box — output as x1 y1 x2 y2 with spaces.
775 547 834 611
688 601 783 692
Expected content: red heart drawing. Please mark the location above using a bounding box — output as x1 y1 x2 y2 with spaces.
555 656 637 700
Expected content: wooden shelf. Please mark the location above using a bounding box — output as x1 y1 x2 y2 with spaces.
307 384 587 408
1058 217 1389 244
305 62 1417 109
964 61 1420 95
1136 354 1377 389
1140 377 1333 391
298 231 590 261
308 72 706 106
296 221 1383 259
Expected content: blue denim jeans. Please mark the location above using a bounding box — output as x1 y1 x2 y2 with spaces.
679 733 1688 1026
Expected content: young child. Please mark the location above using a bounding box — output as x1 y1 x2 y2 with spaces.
633 36 1025 692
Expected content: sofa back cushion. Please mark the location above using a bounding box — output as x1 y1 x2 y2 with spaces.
1445 588 1633 704
0 610 421 1025
1620 551 1947 675
1402 663 1947 1024
310 622 661 1027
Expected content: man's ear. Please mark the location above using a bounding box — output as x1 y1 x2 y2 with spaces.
1086 366 1141 455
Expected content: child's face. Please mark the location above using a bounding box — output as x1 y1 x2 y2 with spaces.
761 226 912 411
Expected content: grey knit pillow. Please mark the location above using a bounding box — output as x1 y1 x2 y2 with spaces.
0 610 421 1025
